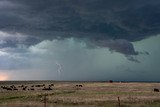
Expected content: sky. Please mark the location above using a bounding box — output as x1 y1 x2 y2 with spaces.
0 0 160 81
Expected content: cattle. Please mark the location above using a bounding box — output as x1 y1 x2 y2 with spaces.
31 85 34 87
13 88 18 90
1 85 19 91
50 84 54 86
42 87 52 90
6 87 12 91
154 88 159 92
1 86 12 90
35 84 45 87
79 85 82 87
49 84 54 87
22 88 26 90
109 80 113 83
1 86 6 89
30 88 35 91
76 85 83 87
18 85 24 88
22 86 27 91
10 85 16 88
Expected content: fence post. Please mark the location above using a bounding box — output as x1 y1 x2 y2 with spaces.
118 96 120 107
44 94 47 107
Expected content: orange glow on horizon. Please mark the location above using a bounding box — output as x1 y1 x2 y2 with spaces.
0 73 9 81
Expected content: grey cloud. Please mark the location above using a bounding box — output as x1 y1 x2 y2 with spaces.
0 0 21 10
0 31 40 48
4 0 160 39
126 56 140 63
86 39 140 62
92 39 138 55
0 0 159 56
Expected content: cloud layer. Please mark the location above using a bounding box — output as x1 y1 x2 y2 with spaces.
1 0 160 56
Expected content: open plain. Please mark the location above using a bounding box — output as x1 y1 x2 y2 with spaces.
0 81 160 107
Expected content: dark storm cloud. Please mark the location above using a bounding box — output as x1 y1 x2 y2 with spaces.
1 0 160 55
93 39 138 55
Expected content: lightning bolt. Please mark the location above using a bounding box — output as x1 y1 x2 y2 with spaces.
55 62 62 75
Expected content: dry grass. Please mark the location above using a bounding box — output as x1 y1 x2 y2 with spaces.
0 81 160 107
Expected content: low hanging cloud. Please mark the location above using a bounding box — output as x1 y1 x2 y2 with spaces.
92 39 138 55
86 39 140 62
0 35 160 80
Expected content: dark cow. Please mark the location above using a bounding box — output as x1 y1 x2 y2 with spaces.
76 85 83 87
30 88 35 91
6 87 12 91
10 85 16 88
109 80 113 83
35 84 45 87
19 85 24 88
49 84 54 87
22 88 26 90
31 85 34 87
22 86 27 91
42 87 52 90
1 86 12 90
13 88 18 90
79 85 83 87
50 84 54 86
154 88 159 92
1 86 6 89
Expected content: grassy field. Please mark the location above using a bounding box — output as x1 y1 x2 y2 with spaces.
0 81 160 107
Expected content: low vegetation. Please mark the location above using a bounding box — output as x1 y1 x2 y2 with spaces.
0 81 160 107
